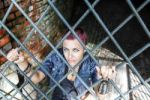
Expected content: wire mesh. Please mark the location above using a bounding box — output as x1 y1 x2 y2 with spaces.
0 0 150 100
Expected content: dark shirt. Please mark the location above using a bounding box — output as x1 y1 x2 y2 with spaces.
39 48 99 100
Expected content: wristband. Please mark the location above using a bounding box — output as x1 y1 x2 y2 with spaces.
98 80 111 94
24 63 31 74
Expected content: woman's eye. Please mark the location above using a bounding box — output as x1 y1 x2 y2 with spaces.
73 48 79 52
63 48 68 52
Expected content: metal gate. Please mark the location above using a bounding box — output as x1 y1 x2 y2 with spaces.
0 0 150 100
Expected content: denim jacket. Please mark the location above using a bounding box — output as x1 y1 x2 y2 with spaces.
39 48 99 99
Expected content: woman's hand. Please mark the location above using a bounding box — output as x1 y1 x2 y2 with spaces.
7 48 45 84
7 48 28 71
7 48 19 62
7 48 25 63
96 65 116 80
95 65 117 99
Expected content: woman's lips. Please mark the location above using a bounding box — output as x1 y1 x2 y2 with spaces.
68 60 75 63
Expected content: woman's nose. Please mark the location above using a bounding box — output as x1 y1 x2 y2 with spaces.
68 52 73 59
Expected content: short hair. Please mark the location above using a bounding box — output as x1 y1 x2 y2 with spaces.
66 27 88 45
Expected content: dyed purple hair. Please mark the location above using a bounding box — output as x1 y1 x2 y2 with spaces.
66 28 88 45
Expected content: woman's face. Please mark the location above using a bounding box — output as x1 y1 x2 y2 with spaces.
63 39 84 67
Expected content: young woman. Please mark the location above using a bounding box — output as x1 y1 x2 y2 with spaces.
7 28 110 100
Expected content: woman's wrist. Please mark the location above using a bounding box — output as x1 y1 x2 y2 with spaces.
16 60 29 71
24 63 31 74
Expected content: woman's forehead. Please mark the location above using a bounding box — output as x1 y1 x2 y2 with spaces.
63 39 83 48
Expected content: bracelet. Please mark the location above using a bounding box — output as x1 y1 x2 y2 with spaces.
24 63 31 74
98 80 111 94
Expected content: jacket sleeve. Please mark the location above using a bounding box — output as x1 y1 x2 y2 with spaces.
90 58 100 83
38 53 54 78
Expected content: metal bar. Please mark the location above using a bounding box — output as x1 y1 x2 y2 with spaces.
0 91 9 100
129 43 150 61
0 2 13 29
2 3 14 24
116 42 150 70
83 0 150 97
126 0 150 38
110 80 127 100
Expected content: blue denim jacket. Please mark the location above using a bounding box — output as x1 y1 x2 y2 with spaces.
39 48 99 99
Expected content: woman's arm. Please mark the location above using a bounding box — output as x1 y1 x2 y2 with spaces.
94 65 117 99
7 48 45 84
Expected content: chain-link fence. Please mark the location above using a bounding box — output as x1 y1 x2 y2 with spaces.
0 0 150 100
